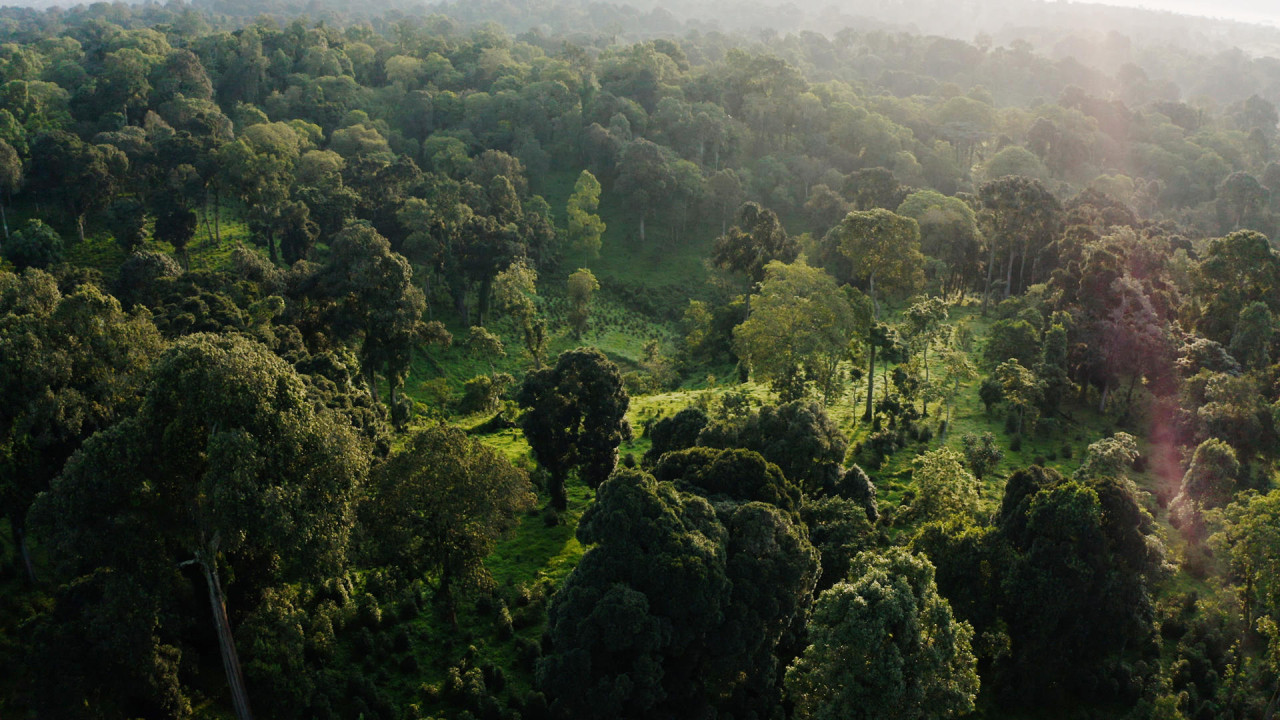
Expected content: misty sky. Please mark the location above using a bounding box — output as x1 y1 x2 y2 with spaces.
1058 0 1280 26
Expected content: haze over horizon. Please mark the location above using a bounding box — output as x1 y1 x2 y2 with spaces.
1048 0 1277 27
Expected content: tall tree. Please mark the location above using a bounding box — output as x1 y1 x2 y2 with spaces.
732 259 866 402
567 169 606 256
828 208 924 319
0 137 20 243
30 333 369 720
302 222 431 415
1 271 163 583
977 176 1061 309
711 201 800 308
362 423 535 606
785 548 979 720
567 267 600 339
518 347 630 510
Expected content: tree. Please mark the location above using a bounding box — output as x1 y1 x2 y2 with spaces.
699 400 849 495
28 131 127 243
30 333 369 720
643 406 709 466
785 548 979 720
302 222 430 413
107 196 147 252
518 347 630 510
897 190 981 298
994 359 1044 435
1213 490 1280 637
3 218 62 270
1072 432 1139 482
615 138 674 244
363 424 535 605
567 169 606 256
911 447 981 522
1217 171 1268 230
977 176 1061 308
1195 230 1280 345
1171 438 1241 539
567 267 599 339
540 455 817 718
960 432 1004 479
994 466 1164 707
828 208 924 318
1 272 163 583
902 297 949 415
0 137 20 242
711 202 800 305
153 204 198 268
494 258 547 368
1229 301 1274 371
863 322 901 420
732 260 866 402
464 325 505 372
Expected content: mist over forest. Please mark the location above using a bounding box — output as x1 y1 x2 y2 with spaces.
1 0 1280 719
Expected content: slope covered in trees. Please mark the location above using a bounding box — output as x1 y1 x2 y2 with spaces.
0 1 1279 719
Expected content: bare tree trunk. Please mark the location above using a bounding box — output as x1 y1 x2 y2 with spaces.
12 520 36 585
366 362 380 408
1 201 8 244
201 558 254 720
1003 247 1015 299
76 214 86 244
1098 382 1109 414
864 341 876 421
869 273 878 320
1018 241 1030 295
214 188 222 245
982 238 998 312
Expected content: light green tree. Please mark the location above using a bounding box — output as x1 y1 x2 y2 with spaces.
567 170 606 256
828 208 924 319
567 267 600 339
733 260 867 403
785 548 979 720
911 447 981 522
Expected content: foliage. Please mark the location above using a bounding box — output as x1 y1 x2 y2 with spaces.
785 548 979 720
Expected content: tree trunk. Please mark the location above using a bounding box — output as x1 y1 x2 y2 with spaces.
1 201 8 244
1098 381 1109 414
869 272 878 320
639 213 646 245
12 520 36 585
921 345 930 417
982 234 998 312
863 341 876 421
454 289 470 327
76 214 86 244
1017 239 1030 295
201 199 215 247
202 559 254 720
366 362 380 408
214 188 222 245
1123 372 1139 415
549 472 567 512
1003 247 1015 299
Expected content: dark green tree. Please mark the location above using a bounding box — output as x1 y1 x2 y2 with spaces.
362 423 535 605
30 333 369 720
518 347 630 510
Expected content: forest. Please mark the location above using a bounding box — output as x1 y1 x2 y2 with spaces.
1 0 1280 718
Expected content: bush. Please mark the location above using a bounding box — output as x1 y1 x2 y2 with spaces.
459 373 515 415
